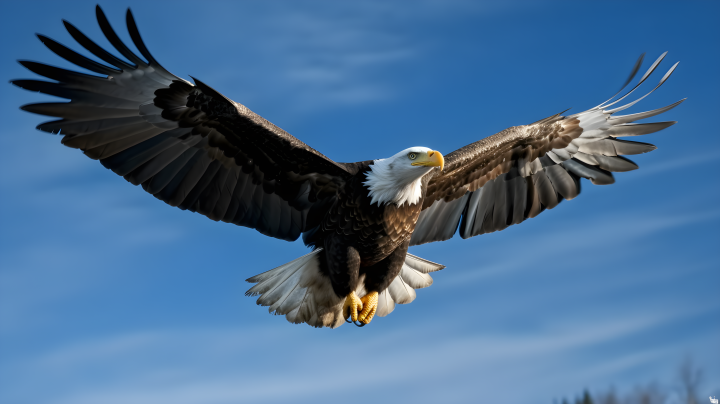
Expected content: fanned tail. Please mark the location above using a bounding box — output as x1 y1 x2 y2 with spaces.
247 250 444 328
376 253 445 318
246 248 346 328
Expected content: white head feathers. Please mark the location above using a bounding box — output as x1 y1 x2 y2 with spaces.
363 147 437 206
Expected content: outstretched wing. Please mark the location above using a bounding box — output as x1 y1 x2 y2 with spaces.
411 53 683 245
12 6 351 242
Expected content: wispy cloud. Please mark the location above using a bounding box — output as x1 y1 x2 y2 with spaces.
9 302 706 404
440 208 720 287
0 178 186 333
631 150 720 179
144 1 525 112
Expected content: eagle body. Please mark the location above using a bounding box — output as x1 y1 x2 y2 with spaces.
313 164 429 297
12 6 684 328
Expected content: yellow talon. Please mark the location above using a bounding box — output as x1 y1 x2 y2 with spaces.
343 291 363 322
357 291 379 325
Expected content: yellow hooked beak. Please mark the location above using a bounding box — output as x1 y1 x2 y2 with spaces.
411 150 444 171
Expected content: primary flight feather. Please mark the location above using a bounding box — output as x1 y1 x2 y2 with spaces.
12 6 683 328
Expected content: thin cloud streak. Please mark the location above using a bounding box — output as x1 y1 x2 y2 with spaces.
440 208 720 287
21 303 705 404
631 149 720 179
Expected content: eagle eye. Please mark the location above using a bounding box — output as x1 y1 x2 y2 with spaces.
408 152 417 160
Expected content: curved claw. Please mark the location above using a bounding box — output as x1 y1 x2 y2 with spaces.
354 321 366 328
346 318 353 324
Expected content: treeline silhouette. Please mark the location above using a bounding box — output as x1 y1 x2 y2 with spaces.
555 359 710 404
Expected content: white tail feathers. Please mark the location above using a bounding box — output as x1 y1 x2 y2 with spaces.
246 248 346 328
246 250 445 328
376 253 444 317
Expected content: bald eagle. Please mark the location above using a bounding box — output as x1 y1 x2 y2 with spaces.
12 6 683 328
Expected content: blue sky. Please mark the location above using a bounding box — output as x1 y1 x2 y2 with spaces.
1 1 718 403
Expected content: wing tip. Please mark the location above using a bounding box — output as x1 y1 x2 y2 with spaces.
19 103 38 113
36 119 63 134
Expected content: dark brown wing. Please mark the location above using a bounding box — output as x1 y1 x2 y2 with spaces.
12 6 350 241
411 53 683 246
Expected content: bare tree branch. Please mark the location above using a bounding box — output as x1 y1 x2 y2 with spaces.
676 357 702 404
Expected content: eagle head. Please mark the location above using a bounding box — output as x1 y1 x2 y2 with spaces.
364 147 444 206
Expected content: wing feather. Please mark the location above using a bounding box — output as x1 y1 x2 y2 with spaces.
411 53 681 245
14 6 350 242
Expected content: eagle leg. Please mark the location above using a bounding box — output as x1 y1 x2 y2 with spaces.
343 291 363 323
357 291 379 325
